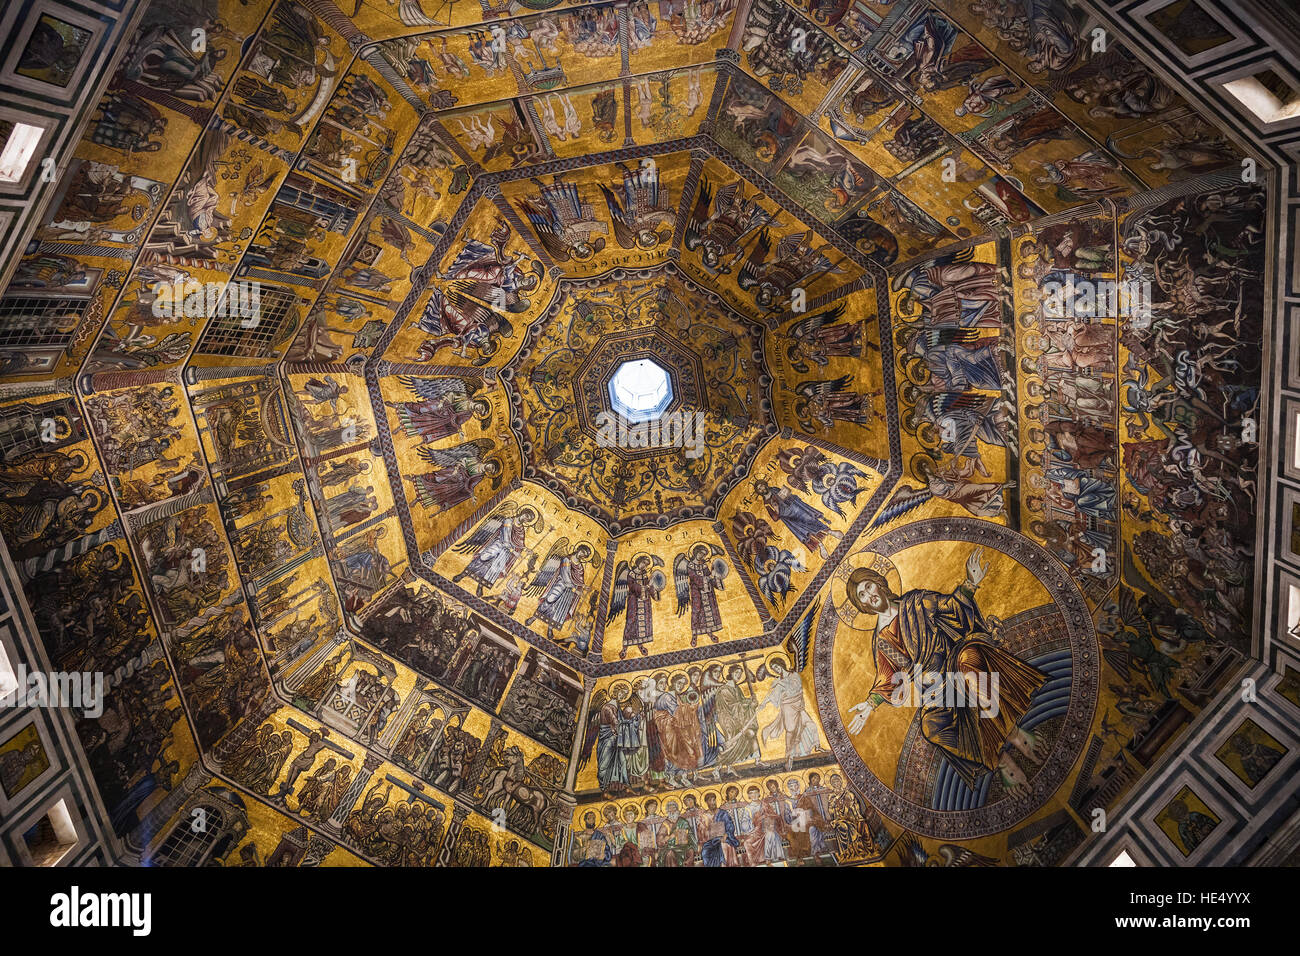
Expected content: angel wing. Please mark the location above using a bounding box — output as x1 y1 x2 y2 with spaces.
785 605 816 672
607 560 632 620
416 438 491 469
397 375 478 402
778 445 830 493
870 483 932 528
598 183 634 246
683 178 713 250
446 285 503 323
417 288 449 335
737 228 772 291
517 197 571 261
795 374 854 398
937 844 999 867
576 687 608 771
452 502 519 554
787 303 847 341
525 537 571 595
730 512 770 570
1115 583 1144 627
673 552 691 616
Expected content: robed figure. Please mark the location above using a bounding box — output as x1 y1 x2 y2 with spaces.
410 439 502 514
610 553 665 659
579 686 628 796
524 540 599 640
386 375 491 442
451 503 542 596
846 549 1048 787
752 479 843 559
673 543 728 645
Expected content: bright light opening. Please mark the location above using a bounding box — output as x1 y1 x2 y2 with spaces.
609 358 672 422
0 639 15 699
1288 584 1300 640
1224 70 1300 124
0 122 44 184
1108 849 1137 867
24 798 78 866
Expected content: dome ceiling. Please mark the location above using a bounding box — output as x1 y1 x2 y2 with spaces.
0 0 1266 868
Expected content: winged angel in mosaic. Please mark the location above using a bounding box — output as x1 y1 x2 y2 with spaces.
410 439 503 514
417 220 542 365
517 179 608 262
738 229 844 312
599 161 676 251
609 553 667 659
386 375 492 443
452 502 545 597
524 539 602 641
684 178 777 276
673 543 728 646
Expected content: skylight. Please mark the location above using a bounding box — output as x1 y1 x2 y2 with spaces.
609 358 672 422
0 121 44 184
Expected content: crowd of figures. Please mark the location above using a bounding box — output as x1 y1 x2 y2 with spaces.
569 769 886 866
363 583 581 750
365 583 516 709
888 250 1015 524
342 782 447 866
1114 185 1262 649
449 829 536 867
1017 217 1120 605
581 655 825 796
224 705 566 855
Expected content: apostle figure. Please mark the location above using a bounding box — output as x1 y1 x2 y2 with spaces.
713 663 761 775
579 681 634 797
573 811 612 866
649 674 701 788
699 791 740 866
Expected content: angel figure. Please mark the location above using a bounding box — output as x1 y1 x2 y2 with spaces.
731 510 805 606
791 375 879 431
451 503 543 597
784 302 867 372
524 540 602 640
609 552 666 659
386 375 492 443
416 220 541 365
409 439 502 514
673 543 728 645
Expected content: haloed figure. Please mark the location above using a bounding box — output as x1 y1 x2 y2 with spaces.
673 543 727 646
845 549 1048 788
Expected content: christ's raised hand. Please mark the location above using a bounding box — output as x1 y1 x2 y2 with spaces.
848 700 874 734
965 547 989 589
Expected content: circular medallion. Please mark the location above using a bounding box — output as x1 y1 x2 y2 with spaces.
813 518 1098 839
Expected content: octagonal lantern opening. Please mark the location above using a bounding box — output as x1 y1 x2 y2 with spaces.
608 358 673 423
